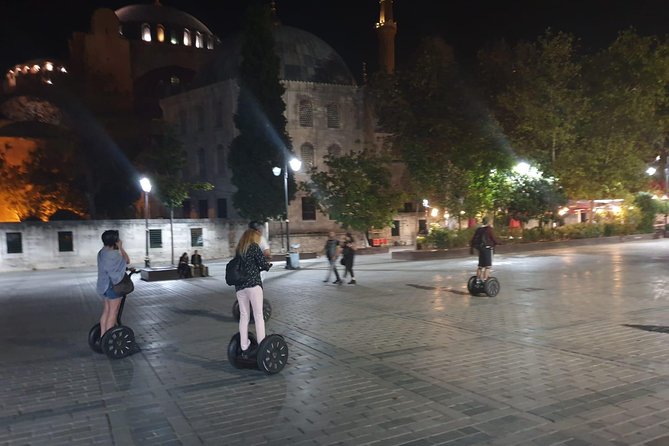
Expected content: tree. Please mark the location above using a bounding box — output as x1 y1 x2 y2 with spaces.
135 124 213 264
302 150 404 242
634 192 660 232
577 30 669 198
16 135 88 220
479 31 587 179
228 0 295 221
479 30 669 201
504 175 567 228
371 37 511 216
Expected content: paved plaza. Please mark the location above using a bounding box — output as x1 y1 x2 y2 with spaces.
2 239 669 446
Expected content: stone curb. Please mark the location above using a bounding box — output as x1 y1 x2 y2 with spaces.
391 232 656 260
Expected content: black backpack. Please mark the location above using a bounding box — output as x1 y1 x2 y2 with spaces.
474 227 491 250
225 255 248 286
478 228 492 249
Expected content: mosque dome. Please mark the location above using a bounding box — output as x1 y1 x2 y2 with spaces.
273 26 355 85
115 3 212 34
195 25 356 87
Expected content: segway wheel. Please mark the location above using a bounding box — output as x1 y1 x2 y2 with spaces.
100 326 135 359
467 276 478 295
88 323 103 354
232 300 272 323
484 277 500 297
227 332 257 369
256 334 288 375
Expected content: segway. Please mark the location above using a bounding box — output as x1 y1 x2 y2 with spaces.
88 270 140 359
232 299 272 322
467 274 500 297
227 332 288 375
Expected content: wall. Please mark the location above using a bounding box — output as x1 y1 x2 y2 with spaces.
0 219 247 272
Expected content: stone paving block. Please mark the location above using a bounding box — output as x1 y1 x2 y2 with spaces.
3 243 669 445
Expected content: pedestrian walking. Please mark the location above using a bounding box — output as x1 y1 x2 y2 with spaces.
342 232 356 284
323 231 342 284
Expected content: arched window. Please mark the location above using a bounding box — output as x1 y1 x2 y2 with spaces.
298 99 313 127
183 29 191 46
207 36 215 50
141 23 151 42
217 144 225 174
156 24 165 42
195 31 203 48
326 103 340 128
197 148 206 179
300 143 315 169
327 144 342 158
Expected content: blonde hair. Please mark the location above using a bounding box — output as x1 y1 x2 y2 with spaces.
236 228 260 256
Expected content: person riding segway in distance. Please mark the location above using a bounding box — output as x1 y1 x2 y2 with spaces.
470 217 500 282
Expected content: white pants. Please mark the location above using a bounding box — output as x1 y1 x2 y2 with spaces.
236 285 266 350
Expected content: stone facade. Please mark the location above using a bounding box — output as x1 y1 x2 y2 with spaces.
0 219 247 272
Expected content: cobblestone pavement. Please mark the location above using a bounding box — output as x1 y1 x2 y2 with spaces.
2 240 669 446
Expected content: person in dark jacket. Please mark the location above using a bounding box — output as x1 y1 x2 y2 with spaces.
341 232 356 284
178 252 191 278
469 217 500 281
234 228 272 358
191 250 203 276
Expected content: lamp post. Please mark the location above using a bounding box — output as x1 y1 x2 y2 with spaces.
139 177 152 268
273 156 301 269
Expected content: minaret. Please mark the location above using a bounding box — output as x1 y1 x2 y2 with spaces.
375 0 397 74
270 0 281 26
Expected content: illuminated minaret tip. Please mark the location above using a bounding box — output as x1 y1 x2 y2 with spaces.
270 0 281 26
375 0 397 75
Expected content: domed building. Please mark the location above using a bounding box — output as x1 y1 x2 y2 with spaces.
68 1 218 115
160 20 368 245
3 1 218 116
1 1 419 245
159 0 416 251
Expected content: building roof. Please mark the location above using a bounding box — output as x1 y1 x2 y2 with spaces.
274 26 355 85
194 25 356 87
115 3 212 34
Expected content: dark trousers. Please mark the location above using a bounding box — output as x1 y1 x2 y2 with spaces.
342 256 354 278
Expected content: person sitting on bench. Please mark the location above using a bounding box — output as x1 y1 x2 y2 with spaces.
191 250 205 276
178 252 191 278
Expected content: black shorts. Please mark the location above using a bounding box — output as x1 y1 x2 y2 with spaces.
478 247 493 267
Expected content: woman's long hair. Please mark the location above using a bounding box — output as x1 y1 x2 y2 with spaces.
236 229 260 256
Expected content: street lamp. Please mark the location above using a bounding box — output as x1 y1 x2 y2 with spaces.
273 156 302 269
139 177 152 268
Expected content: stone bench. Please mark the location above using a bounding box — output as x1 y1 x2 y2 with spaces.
189 264 209 277
269 252 317 262
140 266 181 282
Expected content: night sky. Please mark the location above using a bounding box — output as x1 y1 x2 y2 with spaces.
1 0 668 78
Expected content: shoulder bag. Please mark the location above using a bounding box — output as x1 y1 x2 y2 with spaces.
112 273 134 295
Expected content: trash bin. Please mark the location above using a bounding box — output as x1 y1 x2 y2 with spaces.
286 252 300 269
